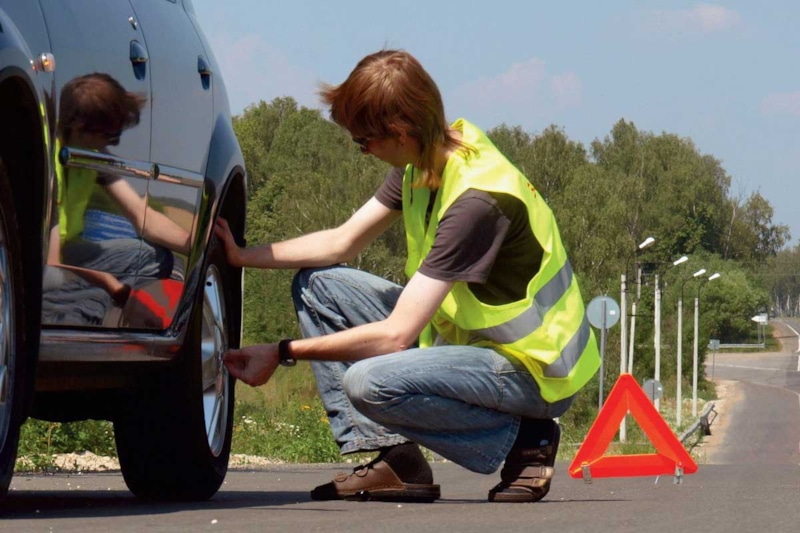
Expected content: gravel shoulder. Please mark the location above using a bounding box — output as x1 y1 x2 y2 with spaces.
15 453 282 474
691 378 740 463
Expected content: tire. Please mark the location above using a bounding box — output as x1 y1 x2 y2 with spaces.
114 237 239 501
0 163 27 499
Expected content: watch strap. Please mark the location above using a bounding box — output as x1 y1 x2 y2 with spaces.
278 338 296 367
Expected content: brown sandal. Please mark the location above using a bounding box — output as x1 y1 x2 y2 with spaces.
488 421 560 503
311 458 441 502
488 463 555 502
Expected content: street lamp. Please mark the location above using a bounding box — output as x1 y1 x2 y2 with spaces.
676 268 706 427
623 237 656 376
619 236 655 443
692 272 721 417
653 255 688 411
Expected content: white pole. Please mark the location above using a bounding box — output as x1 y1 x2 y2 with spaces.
599 299 607 409
628 301 636 373
676 296 683 427
654 273 661 411
619 274 627 443
620 274 627 375
681 268 706 424
620 237 655 443
628 266 642 373
692 295 700 417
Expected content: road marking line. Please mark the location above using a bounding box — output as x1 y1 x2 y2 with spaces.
777 320 800 353
714 363 797 373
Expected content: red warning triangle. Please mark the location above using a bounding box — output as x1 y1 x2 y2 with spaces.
568 373 698 478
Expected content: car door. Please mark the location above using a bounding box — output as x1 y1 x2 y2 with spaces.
129 0 213 175
121 0 212 329
38 0 154 328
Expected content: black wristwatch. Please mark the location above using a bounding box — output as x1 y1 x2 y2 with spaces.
278 338 296 367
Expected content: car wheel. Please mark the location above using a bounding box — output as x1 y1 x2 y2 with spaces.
114 236 238 501
0 162 26 499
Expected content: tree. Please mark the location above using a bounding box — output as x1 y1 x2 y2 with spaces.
724 192 790 262
233 97 300 196
488 124 588 201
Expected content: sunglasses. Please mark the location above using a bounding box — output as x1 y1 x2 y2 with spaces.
352 136 370 153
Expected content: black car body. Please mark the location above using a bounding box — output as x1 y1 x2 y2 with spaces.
0 0 247 500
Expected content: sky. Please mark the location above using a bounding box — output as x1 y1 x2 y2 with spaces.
192 0 800 246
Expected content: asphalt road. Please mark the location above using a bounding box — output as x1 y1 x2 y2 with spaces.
706 326 800 465
4 462 800 533
3 321 800 532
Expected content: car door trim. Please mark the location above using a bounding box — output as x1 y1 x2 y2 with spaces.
59 146 155 181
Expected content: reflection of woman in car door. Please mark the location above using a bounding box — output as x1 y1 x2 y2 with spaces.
44 73 190 326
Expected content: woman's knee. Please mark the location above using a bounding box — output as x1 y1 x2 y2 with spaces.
291 266 333 311
342 360 382 413
290 267 316 298
291 265 353 301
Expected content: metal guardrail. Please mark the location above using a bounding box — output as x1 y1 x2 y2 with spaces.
679 402 717 444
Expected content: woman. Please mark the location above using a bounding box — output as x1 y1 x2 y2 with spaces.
216 49 599 503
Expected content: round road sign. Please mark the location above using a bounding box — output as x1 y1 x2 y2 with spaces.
642 379 663 401
586 295 621 329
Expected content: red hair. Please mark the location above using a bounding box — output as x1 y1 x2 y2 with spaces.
58 73 146 142
319 50 468 188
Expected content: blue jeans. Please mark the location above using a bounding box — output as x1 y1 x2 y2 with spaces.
292 266 574 474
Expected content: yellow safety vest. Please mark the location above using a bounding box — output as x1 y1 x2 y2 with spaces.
55 139 97 243
402 119 599 402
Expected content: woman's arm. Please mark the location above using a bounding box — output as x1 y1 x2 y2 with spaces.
215 197 401 269
224 272 452 386
103 178 191 254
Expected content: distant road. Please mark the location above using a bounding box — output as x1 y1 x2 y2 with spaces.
704 319 800 465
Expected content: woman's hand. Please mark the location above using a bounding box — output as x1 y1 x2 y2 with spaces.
214 217 243 267
224 344 280 387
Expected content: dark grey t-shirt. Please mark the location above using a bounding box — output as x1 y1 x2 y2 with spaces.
375 167 544 305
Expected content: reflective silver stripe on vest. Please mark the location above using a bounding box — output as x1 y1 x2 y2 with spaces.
543 314 591 378
473 261 574 344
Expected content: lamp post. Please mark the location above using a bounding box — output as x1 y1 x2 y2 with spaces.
625 237 656 377
619 236 655 443
653 255 688 411
677 268 706 427
692 272 721 417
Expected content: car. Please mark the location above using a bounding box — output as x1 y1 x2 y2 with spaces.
0 0 247 501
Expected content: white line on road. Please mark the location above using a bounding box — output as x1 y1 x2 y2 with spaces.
781 320 800 353
714 363 798 373
772 319 800 370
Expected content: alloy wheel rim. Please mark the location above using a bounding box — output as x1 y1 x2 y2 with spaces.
200 265 228 457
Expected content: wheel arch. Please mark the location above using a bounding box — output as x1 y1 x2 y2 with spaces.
210 169 246 352
200 112 247 349
0 66 51 414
